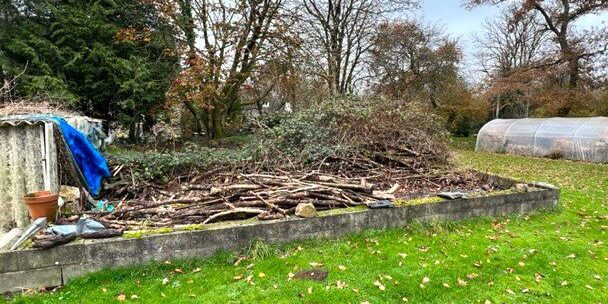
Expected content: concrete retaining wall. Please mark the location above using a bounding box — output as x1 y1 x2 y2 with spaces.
0 186 559 293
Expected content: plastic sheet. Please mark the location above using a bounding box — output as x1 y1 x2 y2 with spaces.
476 117 608 163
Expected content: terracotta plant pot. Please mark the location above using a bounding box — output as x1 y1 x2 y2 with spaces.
22 191 59 222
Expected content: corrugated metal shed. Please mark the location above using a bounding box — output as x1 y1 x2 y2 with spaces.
0 120 59 230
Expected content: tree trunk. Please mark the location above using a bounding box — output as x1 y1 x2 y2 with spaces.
495 99 500 119
211 109 224 139
567 57 579 89
128 121 138 143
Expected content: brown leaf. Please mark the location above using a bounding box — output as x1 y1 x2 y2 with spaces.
116 294 126 301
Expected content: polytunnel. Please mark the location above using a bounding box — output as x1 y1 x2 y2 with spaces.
475 117 608 163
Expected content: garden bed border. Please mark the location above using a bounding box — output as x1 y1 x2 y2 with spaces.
0 177 559 293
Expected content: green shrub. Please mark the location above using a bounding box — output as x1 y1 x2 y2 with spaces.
107 143 251 182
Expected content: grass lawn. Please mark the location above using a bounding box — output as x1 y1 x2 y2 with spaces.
6 137 608 303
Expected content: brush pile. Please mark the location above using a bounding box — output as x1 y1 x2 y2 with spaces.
94 169 489 229
90 98 494 229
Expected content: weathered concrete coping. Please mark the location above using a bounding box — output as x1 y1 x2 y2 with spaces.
0 184 559 293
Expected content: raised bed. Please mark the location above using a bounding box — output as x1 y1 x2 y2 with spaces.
0 176 559 293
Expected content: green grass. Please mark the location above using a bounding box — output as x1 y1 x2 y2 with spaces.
7 137 608 303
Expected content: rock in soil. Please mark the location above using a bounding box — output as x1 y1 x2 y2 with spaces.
295 203 317 218
515 183 529 192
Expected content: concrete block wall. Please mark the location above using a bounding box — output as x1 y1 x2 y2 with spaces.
0 187 559 293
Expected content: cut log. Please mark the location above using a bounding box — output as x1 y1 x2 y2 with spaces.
202 208 266 224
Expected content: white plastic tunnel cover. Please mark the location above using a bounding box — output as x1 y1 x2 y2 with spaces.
475 117 608 163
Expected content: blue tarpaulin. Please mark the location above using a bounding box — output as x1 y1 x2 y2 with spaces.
49 116 110 195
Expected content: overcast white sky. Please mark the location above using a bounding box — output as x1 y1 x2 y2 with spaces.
411 0 608 81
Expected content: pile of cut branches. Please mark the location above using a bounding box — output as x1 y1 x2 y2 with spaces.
91 97 489 229
90 168 491 230
252 97 450 173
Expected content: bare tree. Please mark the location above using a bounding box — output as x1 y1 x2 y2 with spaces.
165 0 288 138
476 10 548 76
468 0 608 91
299 0 418 95
475 9 549 118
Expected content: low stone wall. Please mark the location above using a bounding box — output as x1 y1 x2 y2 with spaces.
0 186 559 293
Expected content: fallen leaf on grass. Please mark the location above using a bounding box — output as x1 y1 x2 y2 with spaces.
374 280 386 291
116 294 126 301
466 273 478 279
457 278 467 286
336 280 347 289
130 294 138 299
162 277 169 285
174 268 184 274
233 275 243 281
561 281 569 286
258 272 266 278
338 265 347 271
309 262 323 267
442 283 450 288
234 256 247 266
192 268 201 273
566 254 576 259
422 277 430 284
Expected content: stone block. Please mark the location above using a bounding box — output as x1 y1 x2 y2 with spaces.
0 266 62 293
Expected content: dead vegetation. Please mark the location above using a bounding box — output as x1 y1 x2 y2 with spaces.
85 98 495 229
